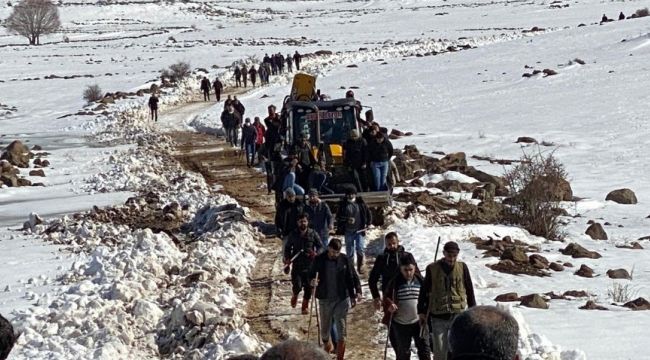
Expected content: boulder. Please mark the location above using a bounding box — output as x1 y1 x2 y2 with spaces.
494 292 519 302
1 140 31 168
29 169 45 177
574 264 594 278
41 160 50 167
520 294 549 309
606 268 631 280
563 290 589 298
435 180 464 192
549 262 564 272
99 96 115 104
623 297 650 311
16 178 31 187
501 247 528 263
585 223 608 240
437 152 467 170
0 174 18 187
605 188 637 204
463 166 506 189
523 176 573 201
615 242 643 250
516 136 537 144
580 300 608 310
561 243 601 259
529 254 550 269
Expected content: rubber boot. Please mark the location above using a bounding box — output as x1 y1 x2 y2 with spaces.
290 294 298 308
301 298 309 315
357 253 365 275
336 340 346 360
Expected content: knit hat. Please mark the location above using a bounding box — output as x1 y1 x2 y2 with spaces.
443 241 460 253
308 188 319 196
284 188 296 197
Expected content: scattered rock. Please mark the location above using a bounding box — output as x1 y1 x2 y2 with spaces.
561 243 601 259
606 268 631 280
549 262 564 272
529 254 550 269
585 223 608 240
523 176 573 201
29 169 45 177
563 290 589 298
501 247 528 263
494 292 519 302
543 68 558 76
1 140 31 168
516 136 537 144
580 300 608 310
520 294 549 309
623 297 650 310
615 242 643 250
574 264 594 278
605 188 637 204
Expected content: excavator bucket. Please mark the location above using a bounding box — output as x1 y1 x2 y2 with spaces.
290 73 316 101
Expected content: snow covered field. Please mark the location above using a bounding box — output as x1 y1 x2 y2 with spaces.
1 0 649 359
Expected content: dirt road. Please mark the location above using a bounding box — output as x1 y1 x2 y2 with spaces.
162 89 387 359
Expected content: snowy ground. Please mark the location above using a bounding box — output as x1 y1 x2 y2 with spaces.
1 0 650 359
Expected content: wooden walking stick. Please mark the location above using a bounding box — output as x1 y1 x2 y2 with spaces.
307 273 319 342
383 287 396 360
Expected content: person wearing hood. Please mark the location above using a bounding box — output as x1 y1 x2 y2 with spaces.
200 76 211 101
382 253 430 360
284 213 323 314
369 232 419 310
305 189 334 247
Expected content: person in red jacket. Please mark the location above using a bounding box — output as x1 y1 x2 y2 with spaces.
253 116 266 161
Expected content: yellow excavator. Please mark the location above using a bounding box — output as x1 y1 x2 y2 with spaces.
280 73 391 207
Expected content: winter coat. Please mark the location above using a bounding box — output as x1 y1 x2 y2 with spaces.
336 197 371 234
241 124 258 146
213 79 223 92
248 68 257 81
293 52 301 64
368 246 418 299
275 199 305 237
284 228 322 270
294 143 316 169
200 78 210 91
233 101 245 117
234 67 241 78
221 110 237 129
148 96 159 110
253 123 265 145
304 200 333 234
309 252 361 301
264 118 283 147
343 138 368 169
367 135 394 162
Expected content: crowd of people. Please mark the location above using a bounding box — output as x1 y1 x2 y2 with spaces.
230 232 520 360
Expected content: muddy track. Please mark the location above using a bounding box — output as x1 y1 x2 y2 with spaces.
167 102 385 359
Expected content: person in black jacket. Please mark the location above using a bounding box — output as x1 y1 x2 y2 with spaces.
221 105 237 145
284 213 323 314
212 78 223 102
148 94 159 122
293 134 317 190
0 313 16 360
369 232 419 310
275 188 305 242
335 188 372 274
293 51 302 71
232 96 245 117
309 238 361 359
343 129 368 192
234 66 242 87
367 131 394 191
200 76 211 101
241 118 258 167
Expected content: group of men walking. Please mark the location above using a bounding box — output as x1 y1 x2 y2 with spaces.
281 209 477 360
233 51 302 88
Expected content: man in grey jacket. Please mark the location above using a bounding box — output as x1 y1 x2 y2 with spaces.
305 189 333 247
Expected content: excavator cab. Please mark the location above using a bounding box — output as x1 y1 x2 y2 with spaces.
281 73 391 208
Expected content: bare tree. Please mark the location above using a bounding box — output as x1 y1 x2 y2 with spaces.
5 0 60 45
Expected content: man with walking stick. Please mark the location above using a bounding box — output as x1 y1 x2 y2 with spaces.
309 238 362 359
417 241 476 360
284 213 322 314
382 253 430 360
